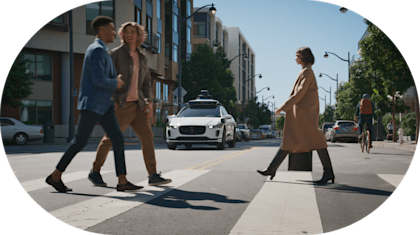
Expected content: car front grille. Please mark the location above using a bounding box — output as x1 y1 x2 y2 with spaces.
176 137 210 141
179 126 206 135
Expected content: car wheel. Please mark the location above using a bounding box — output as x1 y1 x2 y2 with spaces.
217 129 226 150
228 134 236 148
167 143 177 150
331 137 336 143
246 136 250 141
13 133 28 145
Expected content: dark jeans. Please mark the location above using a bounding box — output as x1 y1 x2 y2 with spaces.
56 106 126 176
359 118 373 146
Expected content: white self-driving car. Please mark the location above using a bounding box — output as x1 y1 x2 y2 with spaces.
166 92 236 150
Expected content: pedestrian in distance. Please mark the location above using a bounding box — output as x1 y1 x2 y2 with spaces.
46 16 142 193
355 94 375 148
88 22 172 187
257 47 335 184
387 120 393 135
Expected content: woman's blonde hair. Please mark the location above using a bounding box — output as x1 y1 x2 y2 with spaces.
296 47 315 65
118 22 147 48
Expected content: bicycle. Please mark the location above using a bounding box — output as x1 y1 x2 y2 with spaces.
358 123 371 153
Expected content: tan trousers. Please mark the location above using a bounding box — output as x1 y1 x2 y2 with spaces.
93 102 157 175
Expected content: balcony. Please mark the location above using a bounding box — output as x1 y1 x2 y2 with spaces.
43 13 68 32
141 32 160 54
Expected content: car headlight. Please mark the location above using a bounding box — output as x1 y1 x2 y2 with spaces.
209 123 223 129
168 125 178 129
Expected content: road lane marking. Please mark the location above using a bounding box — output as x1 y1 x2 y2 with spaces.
187 152 239 170
50 170 210 230
229 171 323 235
378 174 404 187
186 147 261 170
21 171 112 193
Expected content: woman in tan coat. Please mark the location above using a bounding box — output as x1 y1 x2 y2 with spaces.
257 47 334 184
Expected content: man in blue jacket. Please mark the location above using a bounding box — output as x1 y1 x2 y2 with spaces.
46 16 141 192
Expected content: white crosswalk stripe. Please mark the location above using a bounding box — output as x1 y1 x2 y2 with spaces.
21 171 112 192
19 170 405 234
377 174 404 187
49 170 210 230
229 172 323 235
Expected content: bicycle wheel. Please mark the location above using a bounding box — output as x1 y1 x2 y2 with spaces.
360 132 364 153
366 130 370 153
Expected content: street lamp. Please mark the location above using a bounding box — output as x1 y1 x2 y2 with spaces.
242 73 263 122
318 86 331 106
268 101 276 131
177 3 216 112
229 52 248 62
340 7 348 13
324 51 350 82
256 87 269 94
319 73 338 93
262 95 274 106
319 95 326 109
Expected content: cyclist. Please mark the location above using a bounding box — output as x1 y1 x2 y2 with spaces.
355 94 375 148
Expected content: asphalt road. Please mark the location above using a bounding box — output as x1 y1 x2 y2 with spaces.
2 138 418 235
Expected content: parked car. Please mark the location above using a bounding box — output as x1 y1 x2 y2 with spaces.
235 126 242 142
330 120 359 143
0 117 44 145
322 122 335 134
259 125 272 138
250 129 263 140
325 127 333 141
271 131 277 138
166 90 236 150
237 124 250 141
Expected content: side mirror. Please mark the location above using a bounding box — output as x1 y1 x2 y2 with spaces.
226 114 233 119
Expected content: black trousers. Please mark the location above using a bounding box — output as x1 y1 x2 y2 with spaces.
56 106 127 176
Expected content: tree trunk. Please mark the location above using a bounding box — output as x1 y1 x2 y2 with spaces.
392 92 397 142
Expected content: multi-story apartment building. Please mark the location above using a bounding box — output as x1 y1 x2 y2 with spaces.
1 0 194 137
191 8 255 112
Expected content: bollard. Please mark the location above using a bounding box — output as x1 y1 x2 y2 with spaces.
398 128 404 144
43 121 55 143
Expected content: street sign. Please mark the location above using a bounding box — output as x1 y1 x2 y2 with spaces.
173 87 187 98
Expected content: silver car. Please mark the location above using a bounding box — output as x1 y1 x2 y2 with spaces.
330 120 358 143
0 117 44 145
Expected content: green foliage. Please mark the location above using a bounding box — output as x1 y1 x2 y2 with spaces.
335 20 414 126
401 112 416 136
382 114 400 127
239 97 271 128
319 104 335 127
180 42 237 118
276 116 285 130
2 57 33 108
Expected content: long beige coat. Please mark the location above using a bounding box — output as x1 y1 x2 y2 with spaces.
277 64 327 151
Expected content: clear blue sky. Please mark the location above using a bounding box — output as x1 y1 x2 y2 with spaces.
194 0 367 113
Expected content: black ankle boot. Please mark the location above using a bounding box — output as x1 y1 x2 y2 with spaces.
314 170 335 184
257 149 289 180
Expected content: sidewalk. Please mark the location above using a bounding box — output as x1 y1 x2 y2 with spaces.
373 139 417 152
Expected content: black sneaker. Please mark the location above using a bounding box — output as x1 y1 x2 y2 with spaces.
148 172 172 186
46 175 72 192
116 182 143 192
88 169 107 187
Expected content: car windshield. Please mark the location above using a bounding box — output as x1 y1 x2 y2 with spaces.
337 122 355 127
260 128 269 131
238 124 247 129
324 124 333 129
177 106 221 117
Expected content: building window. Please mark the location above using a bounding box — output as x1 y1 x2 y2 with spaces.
163 84 169 101
187 26 191 43
20 53 52 81
86 1 115 35
157 33 162 53
222 32 225 48
187 0 191 16
173 13 178 32
173 44 178 62
207 22 211 40
135 7 141 25
146 16 152 43
215 24 218 43
193 22 205 38
20 100 52 125
156 108 162 121
157 0 161 19
156 81 162 100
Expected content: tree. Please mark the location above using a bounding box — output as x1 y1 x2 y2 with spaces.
359 19 415 141
319 104 335 127
2 57 33 108
180 42 237 118
401 112 416 136
276 116 285 130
